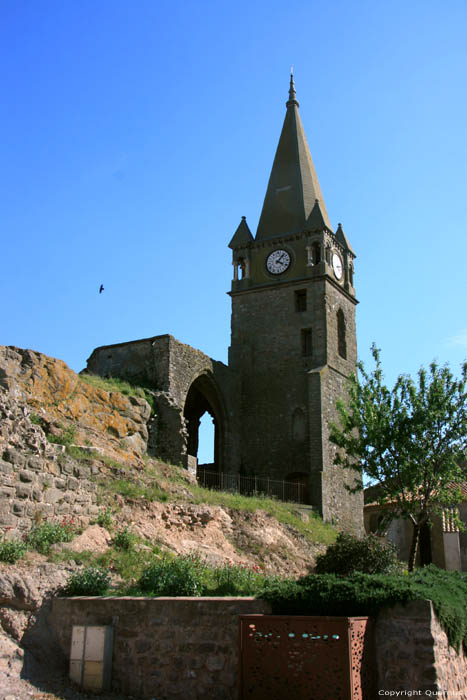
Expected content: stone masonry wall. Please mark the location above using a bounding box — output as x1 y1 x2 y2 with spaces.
48 597 467 698
375 599 467 697
49 597 271 700
0 392 99 536
86 335 238 472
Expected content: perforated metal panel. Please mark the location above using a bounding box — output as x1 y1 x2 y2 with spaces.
239 615 374 700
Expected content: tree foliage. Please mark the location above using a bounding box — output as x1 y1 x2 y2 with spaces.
330 345 467 570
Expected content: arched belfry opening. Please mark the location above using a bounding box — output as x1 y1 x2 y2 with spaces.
183 373 226 473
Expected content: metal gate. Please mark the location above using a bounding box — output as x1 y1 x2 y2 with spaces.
239 615 374 700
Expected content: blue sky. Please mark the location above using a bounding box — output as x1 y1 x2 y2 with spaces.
2 0 467 462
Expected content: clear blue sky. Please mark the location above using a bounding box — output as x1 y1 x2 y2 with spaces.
2 1 467 462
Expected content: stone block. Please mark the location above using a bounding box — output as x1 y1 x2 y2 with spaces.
0 514 18 528
32 488 43 502
67 476 79 490
0 460 13 475
12 501 25 515
15 484 32 499
54 478 67 490
27 456 43 471
3 449 26 467
0 485 16 498
43 488 63 504
19 470 35 483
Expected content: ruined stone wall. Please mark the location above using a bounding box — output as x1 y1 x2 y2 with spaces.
0 394 99 536
49 597 270 700
86 335 171 391
86 335 239 472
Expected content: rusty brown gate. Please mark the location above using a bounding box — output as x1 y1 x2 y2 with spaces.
239 615 374 700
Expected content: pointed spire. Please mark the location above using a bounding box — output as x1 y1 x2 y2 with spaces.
229 216 254 249
335 222 355 256
256 74 332 240
286 70 299 108
306 199 328 231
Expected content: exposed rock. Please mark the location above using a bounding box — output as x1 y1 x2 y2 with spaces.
52 525 112 554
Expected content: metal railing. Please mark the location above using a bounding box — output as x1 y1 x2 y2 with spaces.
196 469 305 504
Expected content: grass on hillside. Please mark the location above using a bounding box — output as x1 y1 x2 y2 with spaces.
92 455 336 546
79 373 154 408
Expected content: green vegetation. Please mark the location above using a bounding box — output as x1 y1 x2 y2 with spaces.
0 536 28 563
331 345 467 571
95 508 113 529
61 567 111 596
101 477 168 503
46 424 76 446
315 533 401 575
79 373 155 409
260 566 467 653
139 555 205 596
112 526 135 551
26 517 80 554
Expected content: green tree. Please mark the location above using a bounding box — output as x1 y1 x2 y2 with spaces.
330 345 467 571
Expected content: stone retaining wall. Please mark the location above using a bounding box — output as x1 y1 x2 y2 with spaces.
375 599 467 697
49 597 270 699
49 597 467 699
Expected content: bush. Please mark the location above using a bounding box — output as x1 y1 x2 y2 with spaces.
26 517 79 554
96 508 113 529
0 536 27 563
62 567 110 596
314 532 399 575
260 566 467 653
139 555 205 596
208 562 265 596
113 526 134 551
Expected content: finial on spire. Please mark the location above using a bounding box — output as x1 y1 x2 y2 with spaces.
286 70 299 108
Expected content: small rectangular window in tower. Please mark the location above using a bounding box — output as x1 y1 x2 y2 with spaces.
301 328 313 357
295 290 307 312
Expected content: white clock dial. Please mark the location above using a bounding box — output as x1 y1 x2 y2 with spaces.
332 252 343 280
266 249 291 275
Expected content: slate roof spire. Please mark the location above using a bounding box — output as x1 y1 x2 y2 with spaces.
255 74 331 240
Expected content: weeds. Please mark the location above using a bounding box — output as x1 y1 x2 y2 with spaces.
0 535 27 563
26 517 80 554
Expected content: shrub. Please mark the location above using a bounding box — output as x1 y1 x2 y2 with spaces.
314 532 399 575
26 517 79 554
96 508 113 529
113 526 134 551
139 555 205 596
0 536 27 563
208 562 265 596
62 567 110 596
260 566 467 653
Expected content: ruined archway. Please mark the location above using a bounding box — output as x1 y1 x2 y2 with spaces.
183 372 227 473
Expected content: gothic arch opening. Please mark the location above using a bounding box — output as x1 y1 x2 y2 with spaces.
183 372 226 473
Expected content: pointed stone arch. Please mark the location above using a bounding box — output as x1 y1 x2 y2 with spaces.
183 371 228 473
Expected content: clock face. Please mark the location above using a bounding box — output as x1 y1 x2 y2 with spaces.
332 252 343 280
266 249 291 275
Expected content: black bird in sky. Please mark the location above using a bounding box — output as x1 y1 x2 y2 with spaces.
99 284 104 294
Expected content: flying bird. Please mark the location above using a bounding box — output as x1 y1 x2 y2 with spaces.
99 284 104 294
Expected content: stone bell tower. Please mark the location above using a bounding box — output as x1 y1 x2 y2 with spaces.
228 74 363 532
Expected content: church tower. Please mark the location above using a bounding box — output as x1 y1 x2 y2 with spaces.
228 75 363 532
